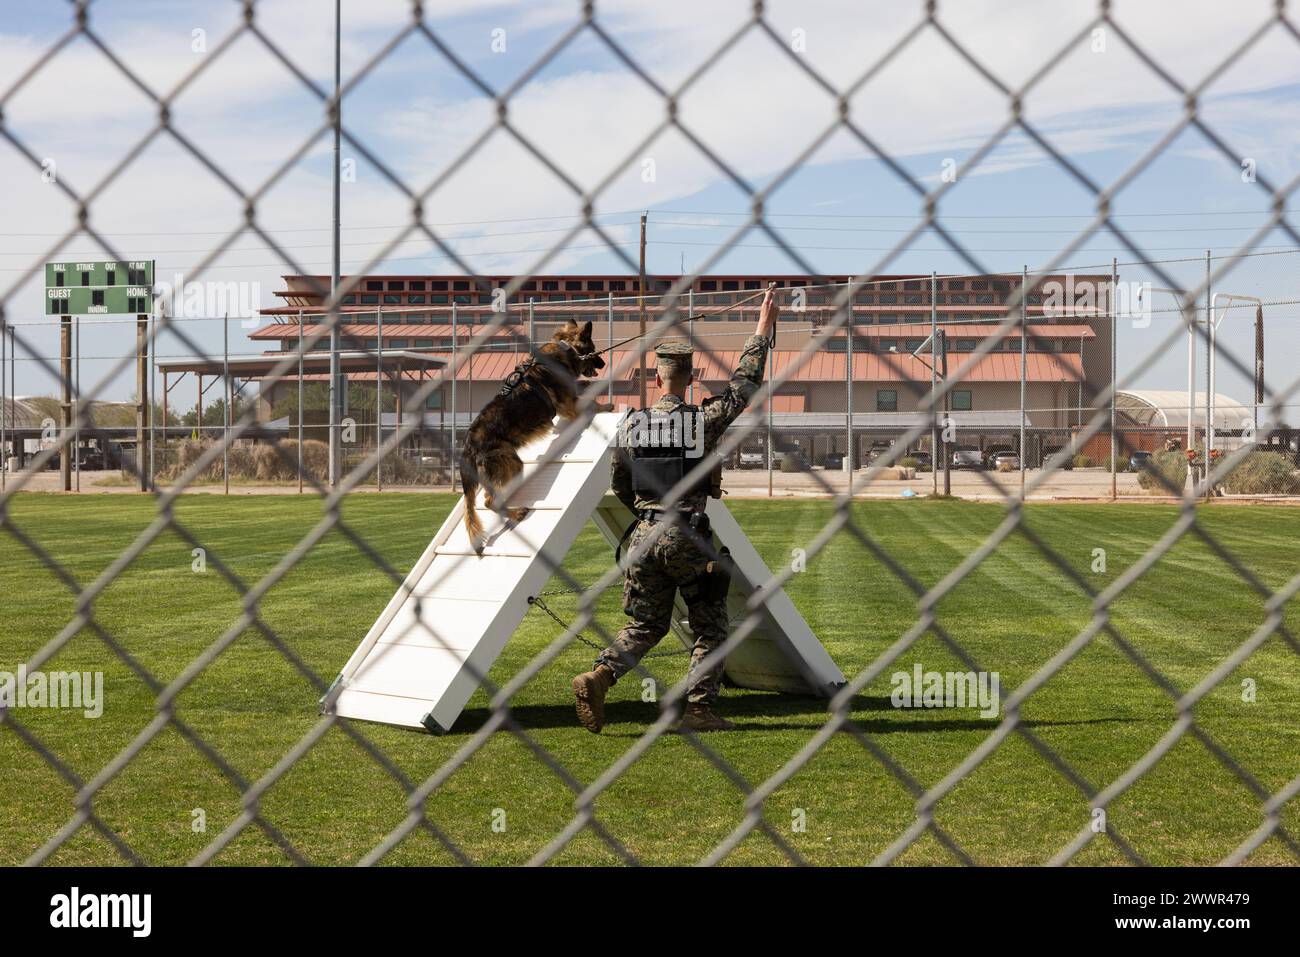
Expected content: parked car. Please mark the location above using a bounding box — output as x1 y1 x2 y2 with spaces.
909 451 932 468
1042 445 1073 469
75 447 105 470
982 446 1012 468
738 449 764 469
1129 450 1153 471
952 446 983 470
776 446 809 471
822 452 845 470
992 452 1021 470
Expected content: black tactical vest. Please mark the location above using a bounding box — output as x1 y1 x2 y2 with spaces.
628 405 715 503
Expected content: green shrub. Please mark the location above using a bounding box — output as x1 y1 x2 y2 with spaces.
1072 453 1095 469
1219 451 1300 495
899 456 920 469
1137 449 1188 494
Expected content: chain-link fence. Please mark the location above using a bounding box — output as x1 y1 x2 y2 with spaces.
2 1 1299 866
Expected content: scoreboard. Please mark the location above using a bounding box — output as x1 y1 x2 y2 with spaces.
44 260 155 315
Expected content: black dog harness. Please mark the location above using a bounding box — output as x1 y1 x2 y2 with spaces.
497 355 557 419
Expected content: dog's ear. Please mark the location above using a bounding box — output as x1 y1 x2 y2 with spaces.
563 318 579 330
579 320 592 338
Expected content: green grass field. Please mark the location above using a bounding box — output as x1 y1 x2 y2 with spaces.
1 493 1297 866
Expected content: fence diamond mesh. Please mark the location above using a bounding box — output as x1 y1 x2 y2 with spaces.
1 0 1298 867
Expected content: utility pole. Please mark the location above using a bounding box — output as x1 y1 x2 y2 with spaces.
327 0 342 489
930 272 938 495
135 312 149 492
60 313 71 491
1110 257 1117 501
939 328 951 497
638 212 647 408
1020 265 1028 497
1255 303 1264 441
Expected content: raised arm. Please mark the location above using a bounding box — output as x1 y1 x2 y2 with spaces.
702 286 778 436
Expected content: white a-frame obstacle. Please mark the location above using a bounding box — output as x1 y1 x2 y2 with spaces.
324 412 845 733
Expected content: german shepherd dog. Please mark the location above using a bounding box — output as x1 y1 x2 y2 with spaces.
461 319 606 554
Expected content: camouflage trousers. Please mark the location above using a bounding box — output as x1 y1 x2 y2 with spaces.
594 518 729 706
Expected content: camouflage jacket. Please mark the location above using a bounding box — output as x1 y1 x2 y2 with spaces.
612 334 771 513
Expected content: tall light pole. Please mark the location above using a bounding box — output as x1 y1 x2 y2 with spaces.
1207 292 1264 455
327 0 342 488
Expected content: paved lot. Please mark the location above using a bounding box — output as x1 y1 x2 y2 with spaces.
6 465 1153 501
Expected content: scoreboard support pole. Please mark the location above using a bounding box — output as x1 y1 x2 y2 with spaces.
60 314 72 492
136 314 149 492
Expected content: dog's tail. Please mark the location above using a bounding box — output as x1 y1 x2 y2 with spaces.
461 462 485 555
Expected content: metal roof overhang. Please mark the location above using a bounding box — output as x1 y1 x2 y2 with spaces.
156 351 445 377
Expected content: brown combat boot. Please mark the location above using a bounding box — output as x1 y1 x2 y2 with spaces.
572 664 616 733
679 703 734 732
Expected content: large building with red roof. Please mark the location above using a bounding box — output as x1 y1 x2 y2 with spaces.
250 272 1113 465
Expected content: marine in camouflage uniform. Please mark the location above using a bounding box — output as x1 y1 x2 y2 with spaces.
572 307 775 733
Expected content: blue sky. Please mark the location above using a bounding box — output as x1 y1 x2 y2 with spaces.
2 0 1298 407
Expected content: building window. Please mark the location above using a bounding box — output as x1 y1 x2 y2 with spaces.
876 389 898 412
542 280 559 291
852 312 873 324
383 294 401 305
366 280 383 291
744 279 761 289
408 280 426 291
905 338 924 351
699 279 717 291
878 313 898 324
361 294 379 304
878 339 898 353
342 295 356 304
565 280 582 291
431 280 448 291
825 338 847 352
408 294 426 304
722 280 739 291
609 280 626 291
588 280 604 291
453 280 469 291
415 339 434 348
425 391 443 410
387 280 404 291
956 339 976 352
952 390 972 411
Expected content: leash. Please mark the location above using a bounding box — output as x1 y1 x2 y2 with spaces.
579 282 777 361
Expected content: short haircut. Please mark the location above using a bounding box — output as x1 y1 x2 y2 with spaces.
657 358 691 380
